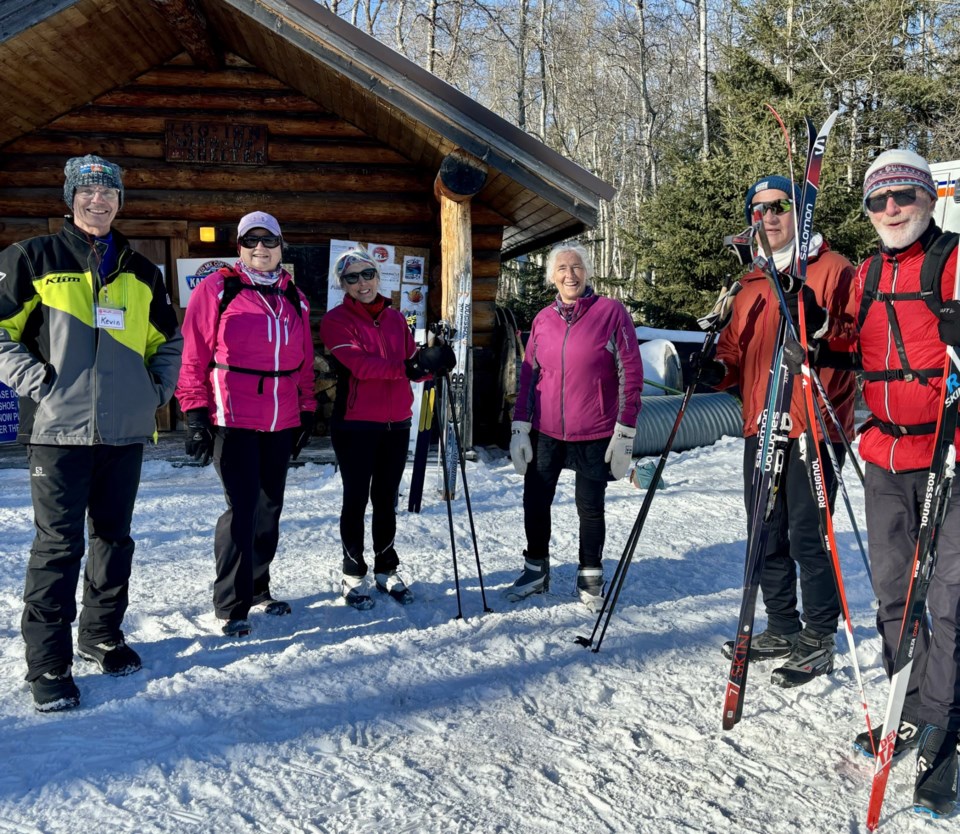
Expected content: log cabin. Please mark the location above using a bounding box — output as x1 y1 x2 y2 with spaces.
0 0 614 443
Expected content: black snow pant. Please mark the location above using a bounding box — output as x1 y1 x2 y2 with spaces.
212 427 293 620
742 434 844 636
523 431 609 569
331 421 410 577
864 463 960 731
22 443 143 681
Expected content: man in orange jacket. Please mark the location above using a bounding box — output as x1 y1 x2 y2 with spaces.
701 174 857 687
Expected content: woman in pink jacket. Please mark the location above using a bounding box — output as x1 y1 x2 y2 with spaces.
507 243 644 611
176 211 316 637
320 248 454 610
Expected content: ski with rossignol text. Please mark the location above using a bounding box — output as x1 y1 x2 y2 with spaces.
721 312 794 729
866 247 960 830
761 110 870 710
722 110 838 729
437 275 471 500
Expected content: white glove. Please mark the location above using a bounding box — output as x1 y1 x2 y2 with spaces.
510 421 533 476
604 422 637 480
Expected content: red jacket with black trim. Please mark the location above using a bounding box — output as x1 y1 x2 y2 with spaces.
856 224 960 473
715 244 857 441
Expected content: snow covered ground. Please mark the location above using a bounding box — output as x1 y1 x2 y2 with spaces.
0 436 947 833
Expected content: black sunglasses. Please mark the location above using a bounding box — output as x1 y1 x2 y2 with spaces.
342 268 378 285
865 187 919 214
751 198 793 217
239 234 282 249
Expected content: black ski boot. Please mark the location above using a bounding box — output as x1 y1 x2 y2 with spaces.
30 666 81 712
854 717 920 759
252 596 292 616
505 554 549 601
342 574 375 610
375 570 414 605
77 637 142 676
914 724 959 818
721 629 799 661
576 567 604 613
770 628 835 688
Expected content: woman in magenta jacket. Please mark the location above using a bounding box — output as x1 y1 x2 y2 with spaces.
176 211 316 637
320 248 454 610
507 243 644 611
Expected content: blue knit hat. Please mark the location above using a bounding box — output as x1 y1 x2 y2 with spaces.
743 175 802 224
63 154 124 209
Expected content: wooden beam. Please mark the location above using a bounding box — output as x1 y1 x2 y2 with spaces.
434 148 489 204
148 0 223 70
436 150 488 453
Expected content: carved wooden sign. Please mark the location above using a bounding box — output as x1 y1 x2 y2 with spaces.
164 120 268 165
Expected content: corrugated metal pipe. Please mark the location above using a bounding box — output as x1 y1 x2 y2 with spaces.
632 393 742 457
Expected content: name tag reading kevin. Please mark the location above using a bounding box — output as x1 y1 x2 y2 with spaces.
96 306 125 330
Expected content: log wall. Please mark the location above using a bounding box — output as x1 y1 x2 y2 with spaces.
0 53 504 345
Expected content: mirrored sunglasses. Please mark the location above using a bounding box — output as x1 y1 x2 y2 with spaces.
865 187 919 214
342 268 378 285
751 198 793 217
239 233 282 249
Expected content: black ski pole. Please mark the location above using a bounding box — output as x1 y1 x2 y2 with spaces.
434 373 464 620
441 367 492 612
575 321 726 652
811 365 865 486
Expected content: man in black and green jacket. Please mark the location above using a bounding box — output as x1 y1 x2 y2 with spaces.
0 154 182 712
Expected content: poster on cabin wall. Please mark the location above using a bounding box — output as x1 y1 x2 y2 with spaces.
400 256 427 330
177 258 233 307
0 382 18 444
177 258 295 307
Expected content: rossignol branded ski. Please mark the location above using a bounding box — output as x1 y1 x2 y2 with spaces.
437 276 471 500
867 253 960 831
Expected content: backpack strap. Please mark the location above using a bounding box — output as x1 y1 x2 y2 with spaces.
210 272 305 393
857 232 959 385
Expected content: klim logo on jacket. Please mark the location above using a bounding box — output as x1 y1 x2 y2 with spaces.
45 275 81 285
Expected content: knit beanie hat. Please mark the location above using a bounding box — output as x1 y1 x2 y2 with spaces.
332 248 379 281
63 155 124 209
743 175 802 224
862 149 936 209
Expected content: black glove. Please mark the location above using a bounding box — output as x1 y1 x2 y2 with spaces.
690 351 726 388
781 338 819 375
185 408 214 465
291 410 316 460
938 301 960 348
404 352 428 380
419 343 457 374
404 344 457 379
785 284 827 337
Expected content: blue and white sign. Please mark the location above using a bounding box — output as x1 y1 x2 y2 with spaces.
0 382 18 443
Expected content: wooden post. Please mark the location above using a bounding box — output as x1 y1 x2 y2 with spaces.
434 149 487 452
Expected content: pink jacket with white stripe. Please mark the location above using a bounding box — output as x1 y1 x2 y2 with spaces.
176 265 315 431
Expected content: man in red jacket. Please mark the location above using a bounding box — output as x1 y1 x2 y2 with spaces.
849 149 960 818
701 175 857 687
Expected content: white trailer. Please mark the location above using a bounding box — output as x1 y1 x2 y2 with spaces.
931 159 960 233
